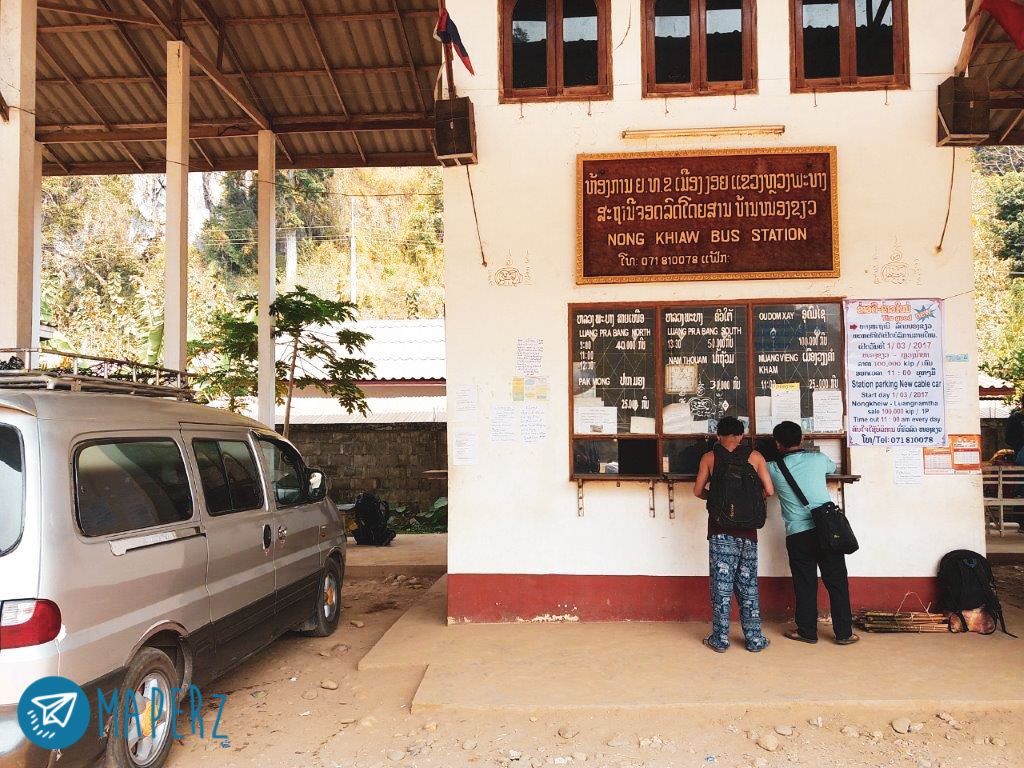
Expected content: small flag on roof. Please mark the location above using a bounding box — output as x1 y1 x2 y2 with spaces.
982 0 1024 51
434 8 475 75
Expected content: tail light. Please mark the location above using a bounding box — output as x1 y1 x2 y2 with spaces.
0 600 62 649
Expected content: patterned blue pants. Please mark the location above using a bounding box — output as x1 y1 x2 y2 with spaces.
707 533 769 651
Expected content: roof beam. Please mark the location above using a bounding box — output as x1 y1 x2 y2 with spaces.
391 0 428 115
957 0 992 76
37 64 436 86
36 10 437 32
37 115 434 144
189 0 293 165
37 1 159 26
139 0 271 132
43 152 439 176
298 0 365 164
37 41 145 171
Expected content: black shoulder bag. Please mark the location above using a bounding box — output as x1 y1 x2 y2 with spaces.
776 454 859 555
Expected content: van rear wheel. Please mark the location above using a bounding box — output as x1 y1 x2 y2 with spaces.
305 558 343 637
104 647 177 768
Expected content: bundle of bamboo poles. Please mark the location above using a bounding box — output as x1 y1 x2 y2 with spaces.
854 592 949 633
855 609 949 633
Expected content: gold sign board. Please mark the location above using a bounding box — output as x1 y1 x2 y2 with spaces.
576 147 839 284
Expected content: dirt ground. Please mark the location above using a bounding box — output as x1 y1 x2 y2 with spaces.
160 570 1024 768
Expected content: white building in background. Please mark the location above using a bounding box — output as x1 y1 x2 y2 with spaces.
441 1 980 622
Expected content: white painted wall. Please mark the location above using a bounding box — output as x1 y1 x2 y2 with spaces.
442 1 981 579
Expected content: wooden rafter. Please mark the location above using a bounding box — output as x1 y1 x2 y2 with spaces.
390 0 428 115
37 115 433 144
138 0 271 132
42 151 438 176
189 0 293 165
297 0 365 164
956 0 993 76
37 41 145 171
36 64 435 86
37 1 159 26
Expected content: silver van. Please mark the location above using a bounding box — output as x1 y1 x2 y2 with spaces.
0 375 346 768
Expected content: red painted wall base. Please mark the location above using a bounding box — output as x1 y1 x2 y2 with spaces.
446 574 939 623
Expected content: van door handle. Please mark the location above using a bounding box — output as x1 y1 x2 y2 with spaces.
277 525 288 545
262 524 272 551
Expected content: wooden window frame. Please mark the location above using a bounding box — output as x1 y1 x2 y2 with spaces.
568 299 850 481
499 0 612 103
642 0 758 98
789 0 909 93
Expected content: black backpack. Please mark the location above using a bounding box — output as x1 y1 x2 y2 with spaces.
937 549 1015 637
706 444 767 530
351 492 397 546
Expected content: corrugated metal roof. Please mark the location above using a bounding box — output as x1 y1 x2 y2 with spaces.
268 394 446 424
279 317 445 382
35 1 442 175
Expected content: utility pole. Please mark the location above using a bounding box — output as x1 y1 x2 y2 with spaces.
349 197 357 304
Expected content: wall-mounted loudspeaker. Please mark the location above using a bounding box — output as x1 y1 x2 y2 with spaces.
435 97 477 166
937 75 989 147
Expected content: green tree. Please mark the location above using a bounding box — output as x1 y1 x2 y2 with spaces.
987 171 1024 274
198 169 335 286
189 286 374 438
974 167 1024 400
41 175 229 364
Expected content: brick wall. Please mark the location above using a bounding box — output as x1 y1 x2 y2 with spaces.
287 422 448 514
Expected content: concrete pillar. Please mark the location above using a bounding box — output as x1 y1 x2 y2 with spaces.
32 142 42 348
257 130 276 428
0 0 38 350
165 41 189 371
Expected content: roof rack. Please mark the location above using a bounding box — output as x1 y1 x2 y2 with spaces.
0 348 194 400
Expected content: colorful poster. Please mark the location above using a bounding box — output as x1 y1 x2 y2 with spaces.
844 299 945 447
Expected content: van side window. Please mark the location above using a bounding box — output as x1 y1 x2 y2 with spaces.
258 439 306 507
75 439 193 537
193 439 264 515
0 425 24 555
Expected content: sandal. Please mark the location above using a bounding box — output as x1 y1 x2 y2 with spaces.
702 636 727 653
784 629 817 644
835 633 860 645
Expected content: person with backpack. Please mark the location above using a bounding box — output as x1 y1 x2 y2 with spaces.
693 416 774 653
766 420 858 646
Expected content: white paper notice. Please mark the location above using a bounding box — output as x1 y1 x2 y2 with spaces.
894 447 923 485
844 299 945 447
515 338 544 377
521 405 547 443
944 373 968 409
771 383 802 425
630 416 656 434
811 390 844 432
574 405 618 435
452 428 478 466
754 396 773 434
490 405 516 443
453 385 478 420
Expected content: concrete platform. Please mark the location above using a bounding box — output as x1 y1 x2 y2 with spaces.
359 576 1024 714
349 533 1024 714
345 532 447 579
987 529 1024 565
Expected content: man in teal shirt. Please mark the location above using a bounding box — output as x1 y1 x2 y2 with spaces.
766 420 858 645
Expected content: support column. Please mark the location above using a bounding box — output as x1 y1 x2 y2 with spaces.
32 142 42 346
0 0 38 350
257 130 277 428
165 41 189 371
